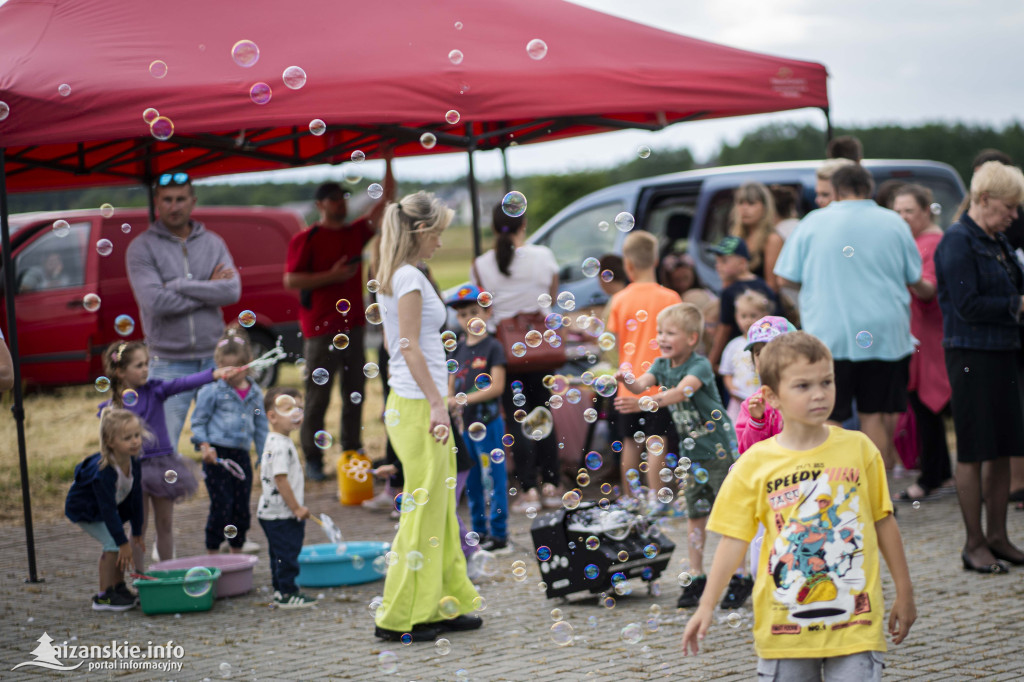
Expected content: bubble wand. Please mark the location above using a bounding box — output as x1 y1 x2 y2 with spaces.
240 342 287 374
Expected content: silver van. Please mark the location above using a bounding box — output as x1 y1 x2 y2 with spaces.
528 159 966 308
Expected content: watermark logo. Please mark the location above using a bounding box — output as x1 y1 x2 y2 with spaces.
11 633 83 672
11 632 184 673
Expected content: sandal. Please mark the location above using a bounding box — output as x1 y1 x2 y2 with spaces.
1008 489 1024 503
895 484 929 503
541 483 563 509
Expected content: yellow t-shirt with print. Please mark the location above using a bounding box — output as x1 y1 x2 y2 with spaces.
707 426 894 659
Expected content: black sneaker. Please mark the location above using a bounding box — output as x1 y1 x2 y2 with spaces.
676 575 707 608
374 623 440 642
430 614 483 632
719 574 754 610
114 581 139 605
478 536 511 554
305 461 326 482
92 588 136 611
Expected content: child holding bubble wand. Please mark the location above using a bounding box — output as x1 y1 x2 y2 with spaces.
99 340 239 564
65 408 149 611
190 327 268 555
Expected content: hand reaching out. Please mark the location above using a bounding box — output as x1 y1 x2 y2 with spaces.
747 387 766 420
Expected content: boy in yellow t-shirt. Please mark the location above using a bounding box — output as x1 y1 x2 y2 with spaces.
606 231 681 505
682 332 915 680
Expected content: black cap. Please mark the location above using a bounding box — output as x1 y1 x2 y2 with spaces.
315 182 349 202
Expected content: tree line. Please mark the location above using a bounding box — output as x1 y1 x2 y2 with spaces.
9 122 1024 231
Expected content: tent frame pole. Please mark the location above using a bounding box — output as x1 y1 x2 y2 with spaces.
0 148 41 583
500 147 512 194
465 123 482 258
823 107 833 148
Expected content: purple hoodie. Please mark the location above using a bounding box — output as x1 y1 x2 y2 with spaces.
99 370 215 458
126 219 241 361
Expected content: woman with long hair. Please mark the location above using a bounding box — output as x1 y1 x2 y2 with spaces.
373 191 481 642
729 182 783 290
471 203 561 511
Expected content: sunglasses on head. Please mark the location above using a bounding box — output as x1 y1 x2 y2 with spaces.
157 172 190 187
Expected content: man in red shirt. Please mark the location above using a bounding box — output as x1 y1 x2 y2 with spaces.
284 157 394 480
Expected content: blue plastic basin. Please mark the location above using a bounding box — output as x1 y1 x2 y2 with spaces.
296 541 390 587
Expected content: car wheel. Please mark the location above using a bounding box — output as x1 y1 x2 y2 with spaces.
246 327 279 388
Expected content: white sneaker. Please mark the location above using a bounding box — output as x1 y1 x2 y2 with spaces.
241 540 260 553
151 545 160 563
362 488 395 511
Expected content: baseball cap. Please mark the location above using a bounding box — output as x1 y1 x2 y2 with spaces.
708 236 750 259
445 283 482 307
745 315 797 351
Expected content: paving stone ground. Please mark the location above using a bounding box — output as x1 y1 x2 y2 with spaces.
1 473 1023 681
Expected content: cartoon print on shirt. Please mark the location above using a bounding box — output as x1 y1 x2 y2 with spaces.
766 469 865 626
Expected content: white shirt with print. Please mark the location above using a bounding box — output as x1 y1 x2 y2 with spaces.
257 432 304 521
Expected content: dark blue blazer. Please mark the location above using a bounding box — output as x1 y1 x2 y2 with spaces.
65 453 143 547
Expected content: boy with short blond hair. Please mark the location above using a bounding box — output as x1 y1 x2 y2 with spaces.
607 231 682 507
682 332 916 680
618 302 737 608
257 387 317 609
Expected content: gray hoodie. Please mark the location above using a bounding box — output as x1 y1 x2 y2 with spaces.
126 219 241 361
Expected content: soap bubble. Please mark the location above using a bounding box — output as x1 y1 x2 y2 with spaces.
646 435 665 456
142 108 160 124
52 220 71 237
657 487 674 504
445 109 461 125
526 38 548 60
365 302 384 325
420 132 437 149
114 314 135 337
383 409 400 427
231 40 260 67
727 612 742 628
843 245 855 258
309 119 327 136
524 330 543 348
912 500 921 510
643 544 659 559
335 299 351 315
435 638 452 655
149 60 168 79
163 469 178 484
585 451 603 470
150 116 174 140
220 661 231 677
614 212 635 232
581 257 600 278
95 239 113 257
682 437 696 451
594 375 617 398
549 620 573 646
377 651 397 672
856 330 873 348
693 467 709 485
122 389 139 407
536 546 552 561
236 310 256 328
439 595 461 618
556 291 575 311
490 448 505 464
448 49 464 65
583 408 598 423
501 191 527 218
468 317 487 336
597 332 616 351
577 471 590 486
678 571 692 587
501 433 514 447
367 183 384 200
95 376 111 392
58 83 71 97
332 333 349 350
513 409 527 423
467 422 487 442
0 102 8 121
311 367 329 385
363 362 380 379
562 491 581 510
433 424 450 441
99 203 115 218
695 498 711 514
224 524 237 539
249 82 272 105
447 359 459 374
537 293 552 308
83 293 101 312
621 622 643 645
637 145 651 159
183 566 213 597
511 342 527 358
282 66 307 89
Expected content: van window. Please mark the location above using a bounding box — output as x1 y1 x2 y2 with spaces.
16 222 89 293
903 176 962 229
643 193 699 257
534 201 623 284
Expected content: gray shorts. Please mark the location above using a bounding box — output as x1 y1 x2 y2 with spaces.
757 651 883 682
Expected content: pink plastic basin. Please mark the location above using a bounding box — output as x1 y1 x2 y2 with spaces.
150 554 258 598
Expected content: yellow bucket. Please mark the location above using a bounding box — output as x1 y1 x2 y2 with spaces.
337 450 374 506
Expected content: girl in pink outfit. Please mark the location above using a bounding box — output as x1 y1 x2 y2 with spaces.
731 315 796 579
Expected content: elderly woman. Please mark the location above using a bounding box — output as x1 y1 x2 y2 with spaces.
373 191 481 641
892 185 952 502
935 161 1024 574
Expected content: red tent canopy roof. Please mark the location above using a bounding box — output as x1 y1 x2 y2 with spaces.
0 0 828 192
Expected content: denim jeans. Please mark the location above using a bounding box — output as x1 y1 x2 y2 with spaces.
462 418 509 540
259 517 305 595
149 356 216 453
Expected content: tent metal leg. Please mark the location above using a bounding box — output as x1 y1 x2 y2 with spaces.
500 147 512 194
0 149 41 584
465 124 481 258
823 107 833 147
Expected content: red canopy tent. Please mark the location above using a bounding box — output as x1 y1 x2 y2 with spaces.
0 0 828 581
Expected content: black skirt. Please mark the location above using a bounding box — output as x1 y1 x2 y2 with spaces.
945 347 1024 463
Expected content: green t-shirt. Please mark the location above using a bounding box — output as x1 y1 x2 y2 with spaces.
649 355 737 462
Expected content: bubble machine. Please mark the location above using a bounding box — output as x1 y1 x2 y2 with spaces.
530 501 674 600
337 450 374 505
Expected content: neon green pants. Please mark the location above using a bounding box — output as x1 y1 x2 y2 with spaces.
374 393 479 631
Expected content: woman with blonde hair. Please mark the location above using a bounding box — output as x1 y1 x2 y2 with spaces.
729 182 783 290
935 161 1024 574
373 191 481 642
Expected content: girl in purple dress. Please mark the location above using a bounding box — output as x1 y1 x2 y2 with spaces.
99 340 237 563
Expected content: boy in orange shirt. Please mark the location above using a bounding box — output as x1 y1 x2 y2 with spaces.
607 231 682 509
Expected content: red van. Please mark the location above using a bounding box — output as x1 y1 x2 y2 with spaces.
2 206 306 387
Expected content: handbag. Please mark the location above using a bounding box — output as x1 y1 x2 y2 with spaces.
473 262 566 374
298 226 320 310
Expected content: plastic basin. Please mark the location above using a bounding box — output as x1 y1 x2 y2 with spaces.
151 554 258 598
133 568 221 615
296 541 390 588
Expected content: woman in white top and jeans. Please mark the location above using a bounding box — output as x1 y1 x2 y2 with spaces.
373 191 481 643
471 204 561 511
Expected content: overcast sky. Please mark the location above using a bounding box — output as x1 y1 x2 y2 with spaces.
205 0 1024 186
